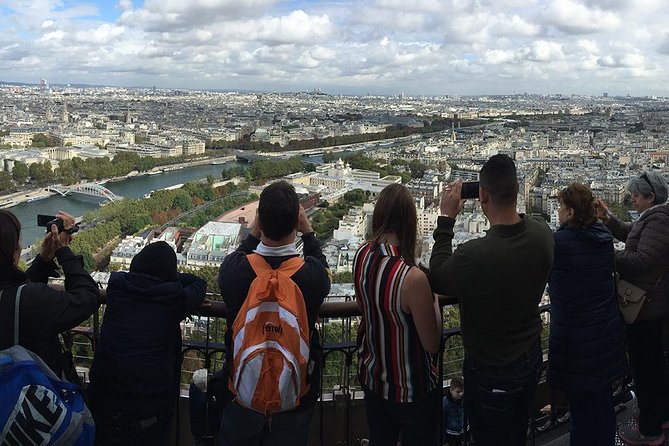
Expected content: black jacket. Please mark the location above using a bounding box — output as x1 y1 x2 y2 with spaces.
429 215 554 366
547 222 626 393
0 247 100 378
605 204 669 320
88 272 207 419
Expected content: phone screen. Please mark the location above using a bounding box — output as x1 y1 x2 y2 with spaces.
460 181 480 199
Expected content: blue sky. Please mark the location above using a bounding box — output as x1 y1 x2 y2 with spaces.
1 0 669 95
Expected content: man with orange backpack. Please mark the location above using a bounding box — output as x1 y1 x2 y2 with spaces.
217 181 330 446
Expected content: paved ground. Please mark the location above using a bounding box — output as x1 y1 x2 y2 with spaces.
540 393 669 446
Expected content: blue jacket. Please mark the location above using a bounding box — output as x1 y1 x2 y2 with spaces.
547 222 626 393
89 272 206 419
442 392 464 436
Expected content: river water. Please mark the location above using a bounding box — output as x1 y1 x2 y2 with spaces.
13 161 246 246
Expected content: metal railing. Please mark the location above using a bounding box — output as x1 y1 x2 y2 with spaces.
66 293 632 446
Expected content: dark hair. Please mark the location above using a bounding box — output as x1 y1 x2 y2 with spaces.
450 376 464 390
258 181 299 241
558 183 597 229
372 183 417 265
0 210 27 284
479 154 519 206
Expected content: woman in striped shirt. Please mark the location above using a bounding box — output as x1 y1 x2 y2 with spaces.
354 183 442 446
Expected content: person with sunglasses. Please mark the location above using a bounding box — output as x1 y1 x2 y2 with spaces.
595 171 669 446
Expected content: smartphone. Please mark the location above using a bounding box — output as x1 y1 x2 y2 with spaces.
460 181 480 199
37 214 64 233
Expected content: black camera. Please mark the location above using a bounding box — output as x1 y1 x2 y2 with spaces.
37 215 79 234
460 181 480 199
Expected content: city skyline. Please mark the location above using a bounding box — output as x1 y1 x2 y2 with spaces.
1 0 669 96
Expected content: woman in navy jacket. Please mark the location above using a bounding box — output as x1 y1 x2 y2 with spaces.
547 183 626 446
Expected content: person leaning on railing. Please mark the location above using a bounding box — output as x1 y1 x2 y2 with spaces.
87 241 207 445
595 171 669 446
0 210 100 380
547 183 626 446
353 183 441 446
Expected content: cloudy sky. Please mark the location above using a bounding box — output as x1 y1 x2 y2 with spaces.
1 0 668 96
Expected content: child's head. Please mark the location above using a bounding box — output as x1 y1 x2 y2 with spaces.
130 241 178 281
449 376 464 400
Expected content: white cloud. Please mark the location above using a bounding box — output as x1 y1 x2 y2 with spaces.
74 24 125 45
545 0 620 34
0 0 668 95
482 49 516 65
118 0 132 11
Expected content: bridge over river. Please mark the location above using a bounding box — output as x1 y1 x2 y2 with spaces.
48 183 122 203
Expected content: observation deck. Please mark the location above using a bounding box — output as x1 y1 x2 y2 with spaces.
67 292 645 446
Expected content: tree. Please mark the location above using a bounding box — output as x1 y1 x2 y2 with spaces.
28 161 54 186
81 251 96 271
332 271 353 283
0 171 12 192
409 160 427 178
31 133 49 148
12 161 29 184
172 190 193 212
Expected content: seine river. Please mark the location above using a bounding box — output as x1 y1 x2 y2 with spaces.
13 160 246 246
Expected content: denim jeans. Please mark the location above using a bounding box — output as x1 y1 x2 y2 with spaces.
463 340 542 446
218 401 313 446
363 386 440 446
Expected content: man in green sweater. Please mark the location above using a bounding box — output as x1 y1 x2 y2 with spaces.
429 154 554 446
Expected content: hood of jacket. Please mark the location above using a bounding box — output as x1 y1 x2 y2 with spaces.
108 271 184 301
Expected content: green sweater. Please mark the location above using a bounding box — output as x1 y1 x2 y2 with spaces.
429 214 554 366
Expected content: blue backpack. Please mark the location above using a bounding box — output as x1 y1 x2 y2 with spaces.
0 285 95 445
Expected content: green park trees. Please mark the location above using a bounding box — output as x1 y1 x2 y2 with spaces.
0 171 13 193
248 157 304 179
69 181 253 271
12 161 29 184
28 161 54 186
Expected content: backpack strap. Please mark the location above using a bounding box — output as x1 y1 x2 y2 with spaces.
12 285 25 346
247 253 304 278
0 284 26 348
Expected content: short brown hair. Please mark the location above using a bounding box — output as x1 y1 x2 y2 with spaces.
558 183 597 229
450 376 464 390
372 184 417 265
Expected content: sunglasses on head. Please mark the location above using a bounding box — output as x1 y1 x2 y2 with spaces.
640 172 656 197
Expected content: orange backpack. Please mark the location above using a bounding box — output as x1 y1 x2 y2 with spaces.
228 253 311 415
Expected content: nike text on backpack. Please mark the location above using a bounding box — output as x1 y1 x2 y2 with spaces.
0 285 95 445
228 253 312 415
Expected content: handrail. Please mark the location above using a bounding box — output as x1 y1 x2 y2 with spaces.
86 287 460 318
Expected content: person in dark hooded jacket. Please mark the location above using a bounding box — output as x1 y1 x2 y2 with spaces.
547 183 626 446
88 241 207 445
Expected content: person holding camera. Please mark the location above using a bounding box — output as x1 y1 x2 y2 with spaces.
0 210 100 378
429 154 554 445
